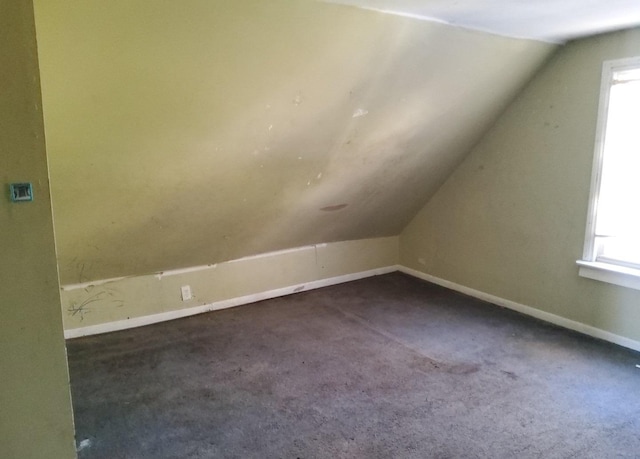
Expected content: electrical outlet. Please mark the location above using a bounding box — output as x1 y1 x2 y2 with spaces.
181 285 192 301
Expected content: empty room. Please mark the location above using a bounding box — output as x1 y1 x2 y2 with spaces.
3 0 640 457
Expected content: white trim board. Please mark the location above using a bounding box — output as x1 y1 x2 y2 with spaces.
398 266 640 353
64 266 398 339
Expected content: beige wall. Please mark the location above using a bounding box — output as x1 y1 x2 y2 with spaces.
401 27 640 343
62 237 397 333
34 0 553 285
0 1 76 458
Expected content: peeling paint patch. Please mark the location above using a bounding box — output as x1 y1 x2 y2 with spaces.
320 204 348 212
156 264 217 279
352 108 369 118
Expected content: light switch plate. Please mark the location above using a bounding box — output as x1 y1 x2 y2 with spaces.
10 183 33 202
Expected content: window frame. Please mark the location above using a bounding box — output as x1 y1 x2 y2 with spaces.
578 56 640 291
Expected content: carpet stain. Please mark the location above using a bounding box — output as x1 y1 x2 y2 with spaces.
446 363 480 375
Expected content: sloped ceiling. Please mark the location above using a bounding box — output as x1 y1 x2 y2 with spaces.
34 0 554 284
321 0 640 42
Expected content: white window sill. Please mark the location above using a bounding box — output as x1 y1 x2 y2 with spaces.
577 260 640 291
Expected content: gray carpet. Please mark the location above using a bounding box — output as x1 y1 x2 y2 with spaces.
67 272 640 458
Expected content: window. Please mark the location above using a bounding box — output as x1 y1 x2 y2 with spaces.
578 57 640 290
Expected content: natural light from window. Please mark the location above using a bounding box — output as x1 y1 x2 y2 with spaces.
594 67 640 267
578 57 640 290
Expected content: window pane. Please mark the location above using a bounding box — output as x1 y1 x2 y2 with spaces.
613 67 640 83
598 236 640 267
595 78 640 252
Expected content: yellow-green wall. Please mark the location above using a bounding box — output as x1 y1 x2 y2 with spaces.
34 0 553 285
401 27 640 343
0 1 76 457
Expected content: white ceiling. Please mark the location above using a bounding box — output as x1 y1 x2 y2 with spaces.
321 0 640 42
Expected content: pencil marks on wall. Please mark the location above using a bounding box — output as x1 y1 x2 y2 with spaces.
66 286 124 321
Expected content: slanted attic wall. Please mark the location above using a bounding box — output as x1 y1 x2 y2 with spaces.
34 0 553 290
401 27 640 346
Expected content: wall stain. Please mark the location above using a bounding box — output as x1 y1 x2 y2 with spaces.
320 204 348 212
352 108 369 118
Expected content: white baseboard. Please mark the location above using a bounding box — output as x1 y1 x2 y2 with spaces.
64 265 398 339
65 262 640 354
398 266 640 353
